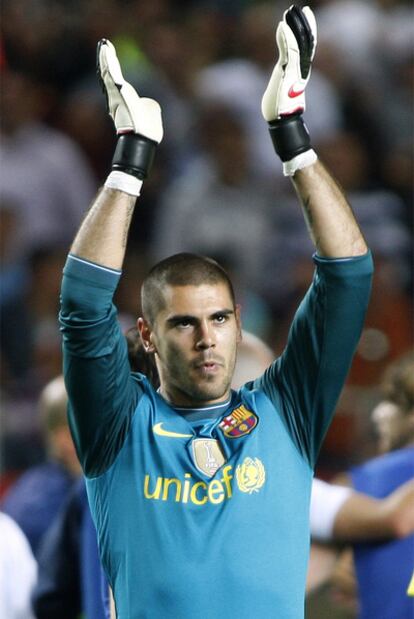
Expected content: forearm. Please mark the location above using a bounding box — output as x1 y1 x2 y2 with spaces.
70 188 137 271
332 493 390 542
332 481 414 542
292 160 368 258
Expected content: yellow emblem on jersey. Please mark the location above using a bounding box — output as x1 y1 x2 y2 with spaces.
407 571 414 596
236 457 266 494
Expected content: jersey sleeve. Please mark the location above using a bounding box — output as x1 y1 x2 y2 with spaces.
254 252 373 468
59 255 144 477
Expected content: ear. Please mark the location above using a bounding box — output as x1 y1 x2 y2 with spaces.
235 304 242 343
137 317 157 354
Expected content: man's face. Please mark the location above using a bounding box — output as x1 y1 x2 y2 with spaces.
371 400 414 453
139 283 241 407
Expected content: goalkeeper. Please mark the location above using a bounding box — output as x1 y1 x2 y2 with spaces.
60 6 373 618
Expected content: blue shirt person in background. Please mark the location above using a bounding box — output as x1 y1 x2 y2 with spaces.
1 376 81 557
349 352 414 619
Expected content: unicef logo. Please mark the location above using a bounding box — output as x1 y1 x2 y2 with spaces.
236 457 266 494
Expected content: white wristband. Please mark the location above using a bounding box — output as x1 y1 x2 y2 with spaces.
104 171 143 197
283 149 318 177
310 478 353 541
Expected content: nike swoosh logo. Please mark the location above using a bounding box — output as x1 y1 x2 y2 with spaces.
153 423 193 439
288 85 305 98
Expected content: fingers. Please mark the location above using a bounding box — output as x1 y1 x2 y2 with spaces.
284 6 316 79
276 21 289 66
302 6 317 48
98 38 125 87
138 98 164 143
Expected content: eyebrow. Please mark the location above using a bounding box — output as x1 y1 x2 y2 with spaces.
166 308 234 327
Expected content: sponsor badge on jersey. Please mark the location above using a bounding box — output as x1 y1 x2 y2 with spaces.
219 405 258 439
192 438 226 477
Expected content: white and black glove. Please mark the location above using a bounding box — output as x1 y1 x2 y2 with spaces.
262 5 317 176
97 39 163 195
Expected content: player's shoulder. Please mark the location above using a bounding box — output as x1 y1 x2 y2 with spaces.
351 446 414 494
313 251 374 280
238 379 278 410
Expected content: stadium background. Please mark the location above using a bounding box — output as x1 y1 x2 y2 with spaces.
0 0 412 616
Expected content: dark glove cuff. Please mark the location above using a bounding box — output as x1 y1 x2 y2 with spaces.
268 114 312 162
112 133 158 180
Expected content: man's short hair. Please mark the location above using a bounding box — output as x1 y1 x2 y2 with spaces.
39 375 68 434
141 253 235 325
381 351 414 415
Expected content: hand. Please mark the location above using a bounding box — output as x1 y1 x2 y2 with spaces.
97 39 163 143
98 39 163 184
330 549 359 613
262 5 317 122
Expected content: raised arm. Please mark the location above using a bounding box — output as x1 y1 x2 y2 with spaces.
60 41 163 476
256 7 373 469
311 477 414 544
262 5 367 258
333 477 414 542
70 39 163 270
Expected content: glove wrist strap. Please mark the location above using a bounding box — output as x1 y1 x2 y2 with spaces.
112 133 158 180
268 114 312 162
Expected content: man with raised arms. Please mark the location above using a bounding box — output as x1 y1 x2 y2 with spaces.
60 5 373 618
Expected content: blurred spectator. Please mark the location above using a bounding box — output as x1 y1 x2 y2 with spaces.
332 352 414 619
138 20 200 176
1 375 81 556
0 69 96 263
1 0 96 90
0 245 69 484
315 0 385 82
0 200 32 385
33 478 107 619
27 246 69 389
56 80 116 183
0 67 96 393
313 0 413 209
372 352 414 455
151 101 276 339
376 47 413 222
0 511 37 619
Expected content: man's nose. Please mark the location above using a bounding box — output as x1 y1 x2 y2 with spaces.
195 322 215 350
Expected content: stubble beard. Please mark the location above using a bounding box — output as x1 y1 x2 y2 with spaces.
186 372 231 403
164 349 236 405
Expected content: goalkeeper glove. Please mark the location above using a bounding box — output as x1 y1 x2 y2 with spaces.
97 39 163 195
261 5 317 176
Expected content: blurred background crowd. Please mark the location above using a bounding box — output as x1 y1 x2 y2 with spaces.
0 0 412 615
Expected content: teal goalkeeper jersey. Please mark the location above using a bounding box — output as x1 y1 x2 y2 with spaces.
60 252 373 619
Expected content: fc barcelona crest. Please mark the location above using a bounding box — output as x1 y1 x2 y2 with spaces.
219 405 258 439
